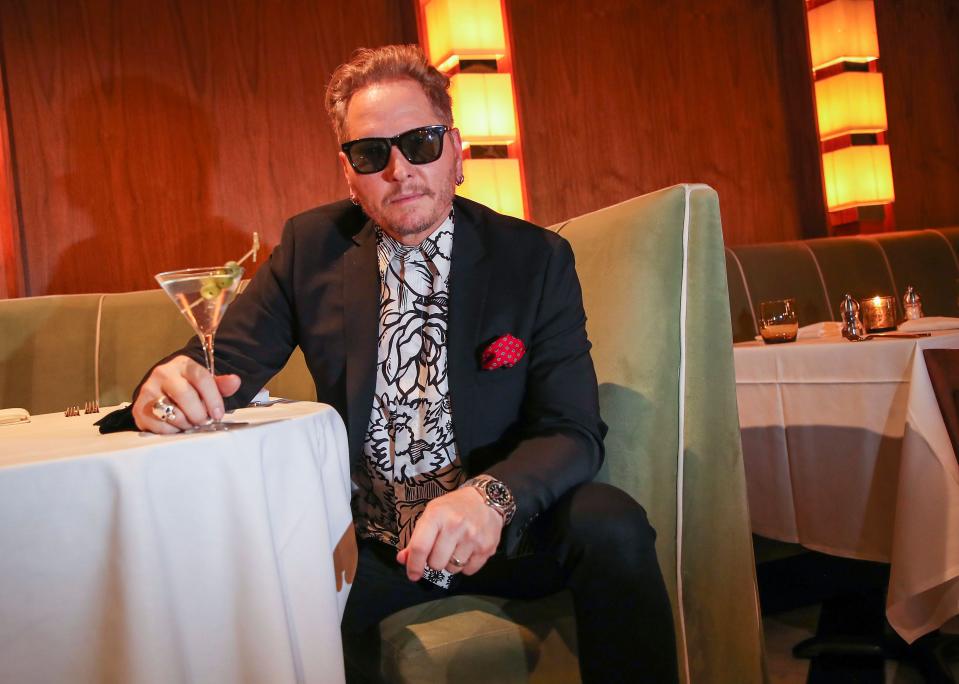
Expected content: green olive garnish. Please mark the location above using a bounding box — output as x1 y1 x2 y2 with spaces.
199 280 220 300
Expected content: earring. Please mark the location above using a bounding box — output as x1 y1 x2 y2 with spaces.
349 192 359 206
455 174 465 186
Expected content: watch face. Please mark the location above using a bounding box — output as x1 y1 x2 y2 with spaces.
487 480 512 506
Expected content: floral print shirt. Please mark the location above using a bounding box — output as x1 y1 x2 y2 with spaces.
355 213 463 587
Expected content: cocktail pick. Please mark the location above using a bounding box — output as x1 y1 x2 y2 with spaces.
234 232 260 266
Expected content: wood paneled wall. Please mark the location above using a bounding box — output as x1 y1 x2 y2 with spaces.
0 0 416 296
3 1 957 296
507 0 827 245
876 0 959 230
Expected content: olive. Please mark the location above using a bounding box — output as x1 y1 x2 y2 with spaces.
199 281 221 300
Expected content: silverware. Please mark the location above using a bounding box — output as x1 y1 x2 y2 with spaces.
84 400 100 414
64 405 81 417
848 332 932 341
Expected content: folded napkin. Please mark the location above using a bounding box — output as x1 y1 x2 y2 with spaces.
95 404 138 433
797 321 844 340
0 407 30 426
899 316 959 333
250 387 270 404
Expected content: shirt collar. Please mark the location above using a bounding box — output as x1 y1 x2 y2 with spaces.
376 210 454 279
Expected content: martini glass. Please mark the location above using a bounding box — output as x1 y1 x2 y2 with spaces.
155 264 247 432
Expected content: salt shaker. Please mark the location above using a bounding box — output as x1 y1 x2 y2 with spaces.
903 286 923 320
839 294 865 340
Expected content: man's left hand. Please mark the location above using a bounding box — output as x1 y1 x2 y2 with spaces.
396 486 504 580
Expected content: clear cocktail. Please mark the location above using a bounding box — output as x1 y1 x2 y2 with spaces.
155 263 246 431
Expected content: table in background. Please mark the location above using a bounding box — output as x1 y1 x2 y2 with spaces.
735 331 959 643
0 402 354 684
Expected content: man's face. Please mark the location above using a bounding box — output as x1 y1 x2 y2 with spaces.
338 79 463 246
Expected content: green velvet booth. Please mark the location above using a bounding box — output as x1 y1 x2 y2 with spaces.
0 185 765 683
0 293 102 415
362 185 765 683
726 227 959 342
0 289 315 414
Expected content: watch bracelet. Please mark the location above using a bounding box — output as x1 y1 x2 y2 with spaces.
463 475 516 525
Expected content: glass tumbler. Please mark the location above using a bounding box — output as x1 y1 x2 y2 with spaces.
759 298 799 344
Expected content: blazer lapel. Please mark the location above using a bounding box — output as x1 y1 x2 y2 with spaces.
448 200 491 465
343 218 378 466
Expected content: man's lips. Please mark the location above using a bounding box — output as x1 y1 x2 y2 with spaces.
389 191 427 205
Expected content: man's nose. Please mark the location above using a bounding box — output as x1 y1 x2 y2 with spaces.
385 145 413 180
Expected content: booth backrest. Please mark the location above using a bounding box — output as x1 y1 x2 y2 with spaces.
726 227 959 342
558 184 763 681
0 288 315 415
5 228 957 408
0 294 101 415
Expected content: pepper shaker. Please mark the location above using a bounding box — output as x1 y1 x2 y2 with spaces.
839 294 865 340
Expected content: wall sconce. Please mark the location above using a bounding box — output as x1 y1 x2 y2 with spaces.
459 158 525 219
814 71 887 140
450 73 517 145
821 144 894 211
423 0 507 72
807 0 879 70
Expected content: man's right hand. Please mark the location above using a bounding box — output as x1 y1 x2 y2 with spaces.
132 355 241 433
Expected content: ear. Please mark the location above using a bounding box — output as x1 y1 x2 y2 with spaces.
449 127 464 182
338 150 353 181
337 150 358 199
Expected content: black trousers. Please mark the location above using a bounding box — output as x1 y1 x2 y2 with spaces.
341 482 679 684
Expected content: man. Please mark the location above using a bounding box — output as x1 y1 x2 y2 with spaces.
130 45 677 683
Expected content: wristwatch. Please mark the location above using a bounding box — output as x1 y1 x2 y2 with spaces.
462 475 517 525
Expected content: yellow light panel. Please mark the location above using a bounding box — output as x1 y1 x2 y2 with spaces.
450 73 517 145
459 158 525 219
808 0 880 70
424 0 507 72
822 145 895 211
815 71 887 139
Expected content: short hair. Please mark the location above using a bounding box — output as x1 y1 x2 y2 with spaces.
325 44 452 142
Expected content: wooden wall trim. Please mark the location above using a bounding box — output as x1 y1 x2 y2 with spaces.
0 30 24 299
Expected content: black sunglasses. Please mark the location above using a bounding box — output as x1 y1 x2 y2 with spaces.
341 125 450 174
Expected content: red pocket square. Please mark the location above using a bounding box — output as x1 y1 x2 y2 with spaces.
481 334 526 370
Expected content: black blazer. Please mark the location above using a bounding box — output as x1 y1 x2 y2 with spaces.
178 196 606 552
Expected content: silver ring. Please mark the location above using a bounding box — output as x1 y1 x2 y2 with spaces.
151 396 177 423
449 555 466 568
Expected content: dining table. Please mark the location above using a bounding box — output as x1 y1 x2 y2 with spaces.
735 328 959 643
0 401 355 684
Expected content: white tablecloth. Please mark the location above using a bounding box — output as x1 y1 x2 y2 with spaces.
736 331 959 643
0 402 354 683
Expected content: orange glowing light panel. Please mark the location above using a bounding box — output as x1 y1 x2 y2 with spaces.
423 0 507 72
450 73 517 144
815 71 887 139
822 145 895 211
807 0 879 70
459 158 525 219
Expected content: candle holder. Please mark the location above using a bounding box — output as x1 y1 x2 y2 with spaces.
862 295 897 333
